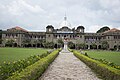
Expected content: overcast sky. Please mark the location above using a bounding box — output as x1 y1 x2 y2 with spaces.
0 0 120 32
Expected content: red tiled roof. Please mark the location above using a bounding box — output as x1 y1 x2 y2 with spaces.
10 26 28 32
104 28 120 33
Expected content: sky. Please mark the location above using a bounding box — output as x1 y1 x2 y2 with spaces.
0 0 120 32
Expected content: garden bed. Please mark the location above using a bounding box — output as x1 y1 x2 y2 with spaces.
6 49 61 80
71 50 120 80
0 50 51 80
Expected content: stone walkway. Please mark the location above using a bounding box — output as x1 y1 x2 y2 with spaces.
39 45 101 80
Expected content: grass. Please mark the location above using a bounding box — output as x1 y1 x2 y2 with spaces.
0 47 48 64
84 50 120 65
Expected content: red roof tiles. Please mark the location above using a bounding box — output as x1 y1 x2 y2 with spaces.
104 28 120 33
9 26 28 32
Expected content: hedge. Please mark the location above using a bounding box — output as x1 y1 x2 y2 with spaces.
0 52 50 80
72 50 120 80
7 49 61 80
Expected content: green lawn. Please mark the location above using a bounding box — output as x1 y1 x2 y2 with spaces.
0 47 48 64
84 50 120 65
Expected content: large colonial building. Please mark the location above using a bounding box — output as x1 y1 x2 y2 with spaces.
0 16 120 50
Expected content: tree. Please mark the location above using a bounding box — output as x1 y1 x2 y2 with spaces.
38 39 46 48
101 41 109 50
33 40 38 48
43 41 54 49
96 26 110 33
48 42 54 48
75 43 87 49
78 43 87 49
57 39 64 48
68 41 75 49
91 43 97 49
0 39 2 44
22 39 31 47
5 39 15 47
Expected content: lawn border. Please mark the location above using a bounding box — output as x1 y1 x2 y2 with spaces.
7 49 61 80
71 49 120 80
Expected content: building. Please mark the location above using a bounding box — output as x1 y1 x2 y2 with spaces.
1 16 120 50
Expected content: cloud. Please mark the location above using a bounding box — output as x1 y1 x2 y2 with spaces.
86 25 114 33
7 0 45 16
0 0 120 32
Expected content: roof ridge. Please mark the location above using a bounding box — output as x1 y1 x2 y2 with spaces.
9 26 28 32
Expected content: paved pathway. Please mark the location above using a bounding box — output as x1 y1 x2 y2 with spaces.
39 44 101 80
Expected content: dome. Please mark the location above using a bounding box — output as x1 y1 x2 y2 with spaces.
46 25 54 28
59 16 71 28
77 26 85 29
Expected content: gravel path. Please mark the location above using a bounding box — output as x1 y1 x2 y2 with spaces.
39 45 101 80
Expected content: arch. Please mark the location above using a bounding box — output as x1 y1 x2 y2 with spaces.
37 43 40 47
14 43 17 47
85 45 88 49
54 44 57 48
98 45 101 49
114 45 117 50
94 45 97 49
118 45 120 50
41 43 44 48
33 44 36 47
28 44 32 47
119 45 120 49
90 45 93 49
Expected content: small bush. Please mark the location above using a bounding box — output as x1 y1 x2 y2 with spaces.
84 52 88 56
7 49 60 80
94 59 120 70
72 50 120 80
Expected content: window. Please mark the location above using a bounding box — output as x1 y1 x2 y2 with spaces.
80 29 81 32
49 29 51 32
114 36 117 39
48 35 50 37
80 36 82 38
64 35 66 37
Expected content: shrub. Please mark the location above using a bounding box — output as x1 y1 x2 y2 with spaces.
7 49 60 80
68 41 75 49
84 52 88 56
0 52 50 80
72 50 120 80
93 59 120 70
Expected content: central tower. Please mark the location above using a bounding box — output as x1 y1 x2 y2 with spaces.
59 15 71 28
